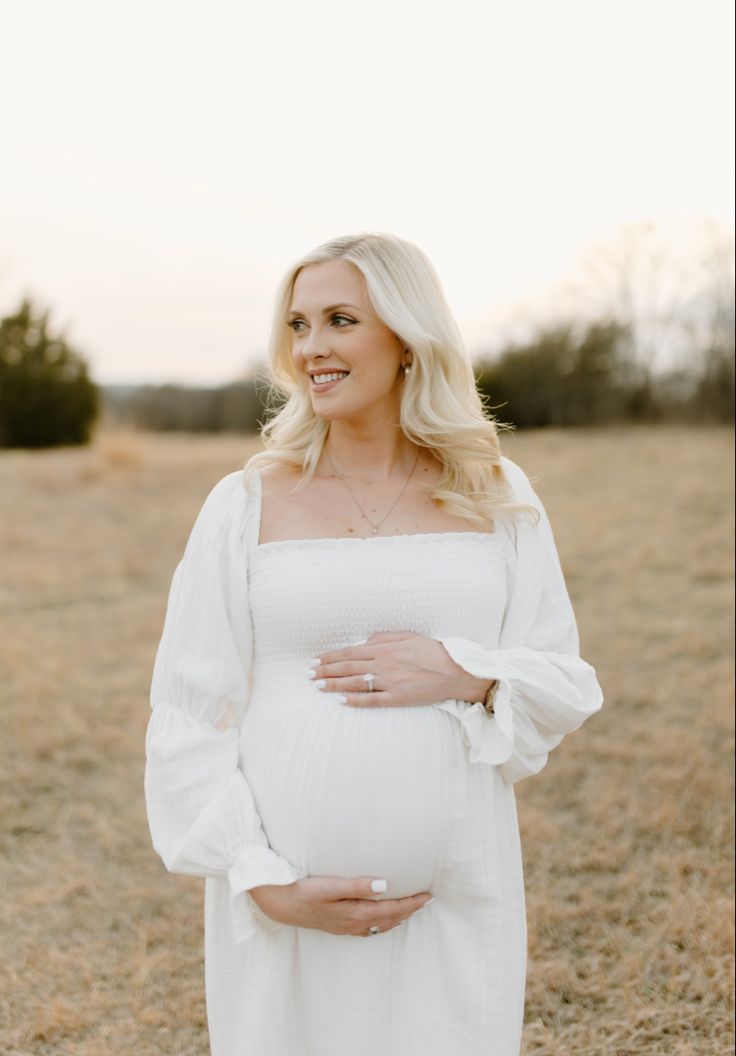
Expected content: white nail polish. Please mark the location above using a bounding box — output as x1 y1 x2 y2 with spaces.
306 669 317 679
307 658 320 668
313 679 326 689
334 694 348 704
371 879 388 893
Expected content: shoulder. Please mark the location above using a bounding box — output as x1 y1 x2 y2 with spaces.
204 469 249 509
498 455 540 507
496 456 551 553
192 470 250 539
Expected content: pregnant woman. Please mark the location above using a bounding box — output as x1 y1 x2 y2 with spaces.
144 232 603 1056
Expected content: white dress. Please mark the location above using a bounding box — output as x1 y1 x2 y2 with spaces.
144 458 603 1056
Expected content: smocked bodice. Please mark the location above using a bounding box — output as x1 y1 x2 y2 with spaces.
246 531 512 712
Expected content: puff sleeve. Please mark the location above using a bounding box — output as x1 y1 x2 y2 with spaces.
434 456 603 784
144 471 302 943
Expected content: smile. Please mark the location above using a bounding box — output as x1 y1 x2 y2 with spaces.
310 371 350 390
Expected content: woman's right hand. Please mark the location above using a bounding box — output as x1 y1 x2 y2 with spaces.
248 877 433 936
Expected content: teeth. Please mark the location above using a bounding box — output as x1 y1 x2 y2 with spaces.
312 372 349 384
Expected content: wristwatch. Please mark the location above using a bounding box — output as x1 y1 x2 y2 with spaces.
481 679 498 716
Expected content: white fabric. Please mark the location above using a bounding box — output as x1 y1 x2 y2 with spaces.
144 457 603 1056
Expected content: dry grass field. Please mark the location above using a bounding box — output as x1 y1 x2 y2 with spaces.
0 425 733 1056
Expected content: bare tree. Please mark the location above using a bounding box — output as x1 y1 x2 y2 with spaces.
567 220 698 373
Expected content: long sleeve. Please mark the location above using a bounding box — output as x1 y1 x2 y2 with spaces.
144 471 302 943
434 456 603 784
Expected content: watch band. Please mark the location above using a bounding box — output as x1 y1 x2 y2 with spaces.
482 679 498 715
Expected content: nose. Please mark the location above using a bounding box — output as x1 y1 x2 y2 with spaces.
302 326 331 360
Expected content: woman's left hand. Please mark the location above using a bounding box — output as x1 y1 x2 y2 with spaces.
309 632 492 708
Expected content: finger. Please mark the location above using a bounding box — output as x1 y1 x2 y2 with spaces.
359 924 400 937
322 876 391 900
365 632 418 643
355 897 432 933
316 645 373 666
339 691 392 709
317 632 420 667
402 892 434 910
384 891 432 911
354 892 432 921
318 680 382 696
313 661 373 679
318 674 380 694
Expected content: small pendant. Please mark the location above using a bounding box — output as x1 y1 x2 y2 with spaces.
372 527 378 534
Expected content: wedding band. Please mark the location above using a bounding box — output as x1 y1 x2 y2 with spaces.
364 673 375 692
368 925 380 936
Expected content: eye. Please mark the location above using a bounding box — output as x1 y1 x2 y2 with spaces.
287 314 355 331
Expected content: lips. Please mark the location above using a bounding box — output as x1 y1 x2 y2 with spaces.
309 371 350 391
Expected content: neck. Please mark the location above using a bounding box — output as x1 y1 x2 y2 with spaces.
322 423 420 481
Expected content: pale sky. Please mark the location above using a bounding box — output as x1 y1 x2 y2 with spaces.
1 0 733 385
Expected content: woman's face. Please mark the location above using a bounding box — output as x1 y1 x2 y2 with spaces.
287 260 407 424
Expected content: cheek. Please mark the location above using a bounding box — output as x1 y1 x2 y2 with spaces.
354 337 401 379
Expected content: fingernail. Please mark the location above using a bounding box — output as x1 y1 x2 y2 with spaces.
371 879 388 893
313 679 326 689
308 658 320 668
424 898 435 906
334 694 348 704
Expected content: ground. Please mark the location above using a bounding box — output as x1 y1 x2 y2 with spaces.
0 425 733 1056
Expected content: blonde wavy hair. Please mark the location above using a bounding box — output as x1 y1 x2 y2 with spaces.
243 231 532 528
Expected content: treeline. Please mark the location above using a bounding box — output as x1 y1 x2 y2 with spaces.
475 318 735 427
102 315 734 434
103 375 273 434
1 259 734 448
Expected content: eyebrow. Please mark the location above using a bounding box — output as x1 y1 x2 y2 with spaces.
287 303 361 317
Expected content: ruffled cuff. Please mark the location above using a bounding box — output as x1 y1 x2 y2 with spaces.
434 636 518 766
145 703 306 943
228 844 305 944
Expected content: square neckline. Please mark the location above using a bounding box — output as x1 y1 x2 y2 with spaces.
251 467 499 550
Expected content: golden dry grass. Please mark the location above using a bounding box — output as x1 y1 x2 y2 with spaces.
0 425 733 1056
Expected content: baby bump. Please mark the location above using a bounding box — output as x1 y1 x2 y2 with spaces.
239 700 467 898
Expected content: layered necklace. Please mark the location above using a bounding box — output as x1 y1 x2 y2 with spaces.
323 446 421 536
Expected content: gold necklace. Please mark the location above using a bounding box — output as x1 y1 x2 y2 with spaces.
323 446 421 535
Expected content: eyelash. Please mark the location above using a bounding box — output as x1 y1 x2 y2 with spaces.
287 314 354 332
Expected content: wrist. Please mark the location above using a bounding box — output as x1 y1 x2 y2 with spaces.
461 676 497 710
247 881 299 926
